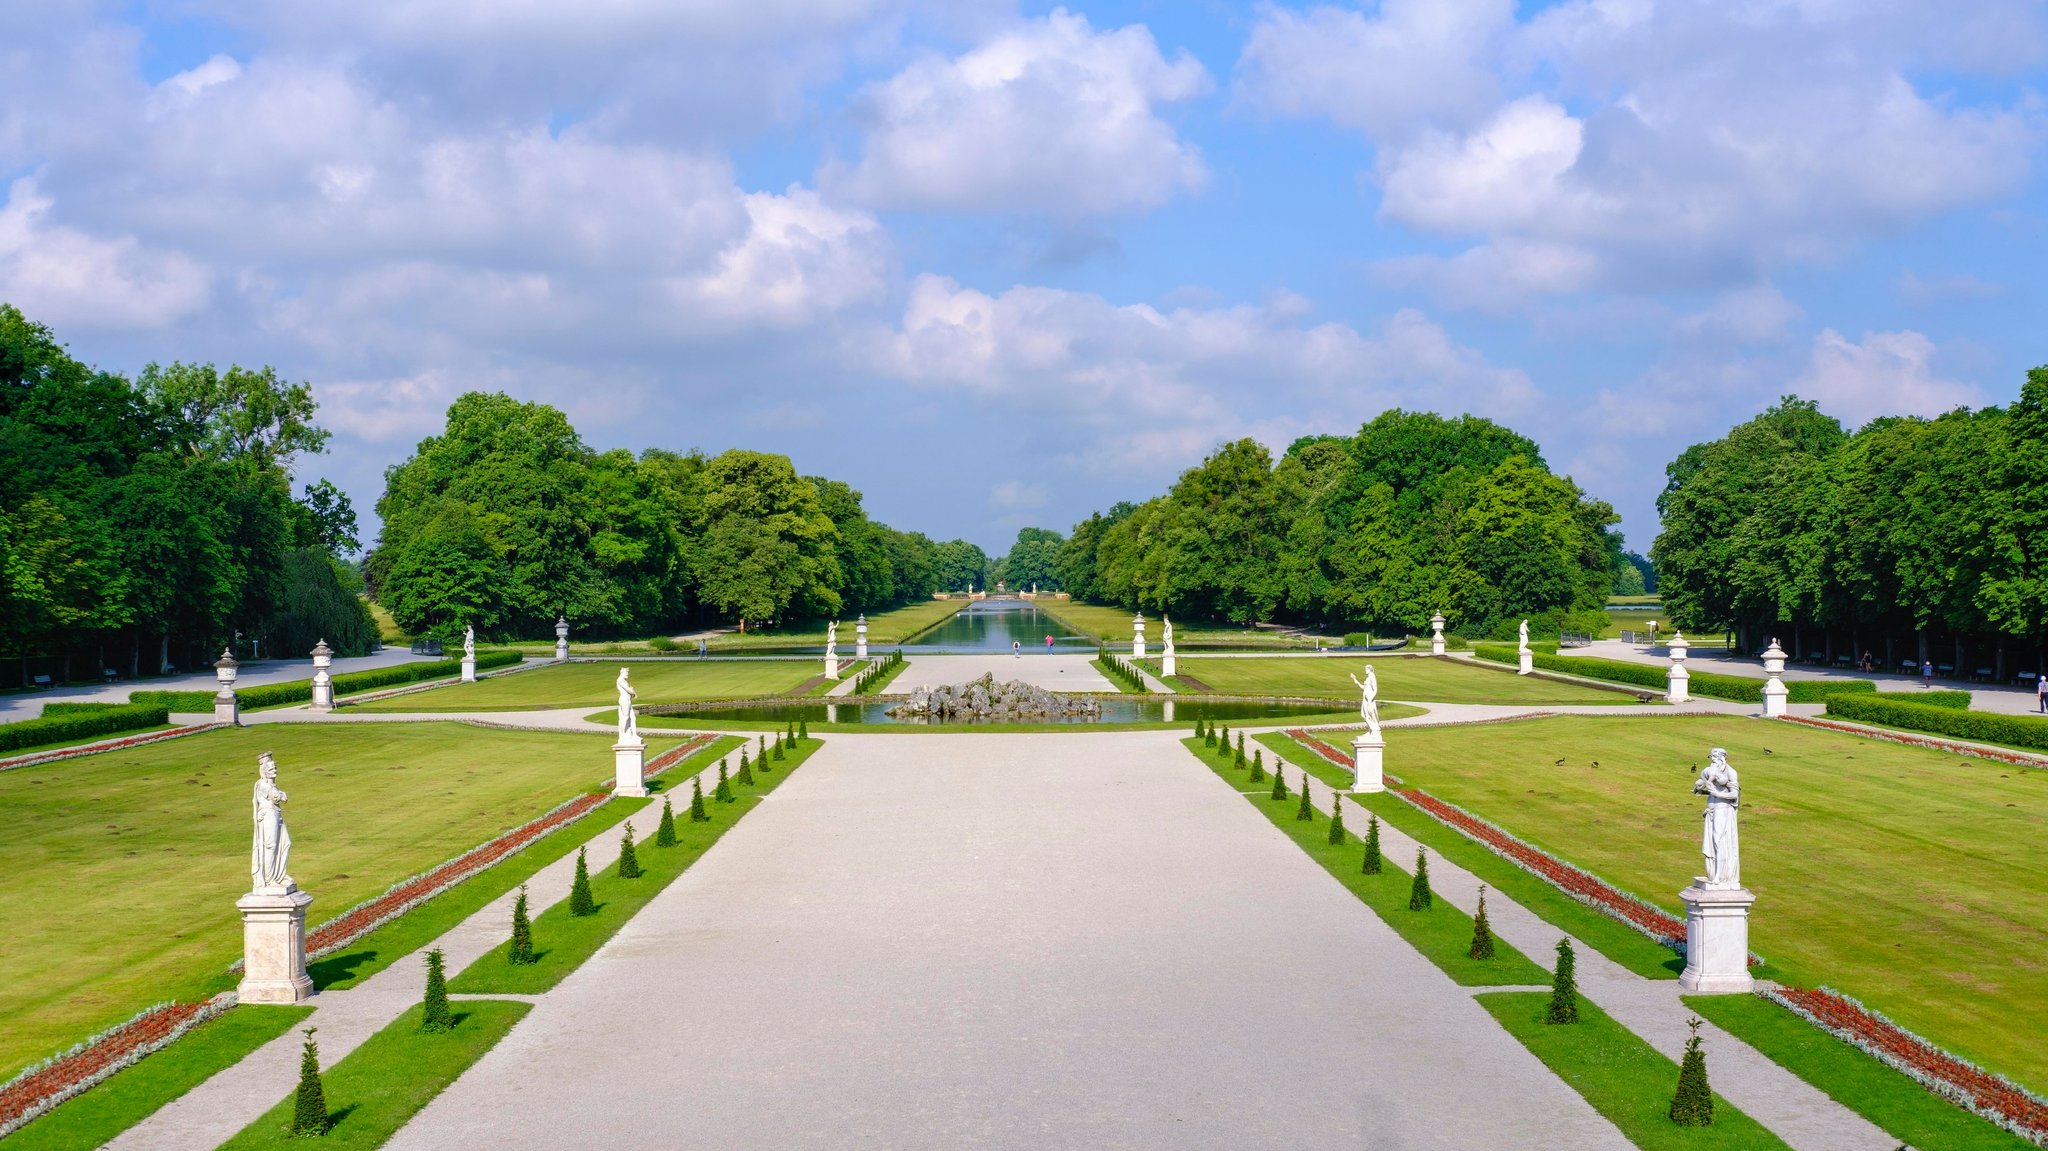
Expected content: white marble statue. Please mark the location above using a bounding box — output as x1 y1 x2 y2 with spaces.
616 666 640 744
1518 619 1530 651
1694 748 1741 888
463 623 475 661
251 752 294 892
1163 616 1174 648
827 620 839 654
1348 664 1382 739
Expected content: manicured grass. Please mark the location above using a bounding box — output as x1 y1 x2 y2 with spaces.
1035 600 1320 647
217 1000 528 1149
0 723 180 758
1 1005 312 1151
308 737 742 993
1185 737 1546 986
450 739 820 994
0 723 686 1081
1367 714 2048 1093
1255 731 1686 981
365 598 407 645
1173 655 1642 704
347 659 817 711
1477 991 1793 1150
1685 994 2036 1151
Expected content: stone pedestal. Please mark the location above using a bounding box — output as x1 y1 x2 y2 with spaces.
1132 614 1146 660
1517 649 1534 675
1666 664 1690 704
613 741 647 798
1351 734 1385 793
1430 612 1446 656
1761 678 1787 717
825 653 840 681
555 615 570 661
1678 882 1755 994
856 616 868 659
1161 651 1176 678
237 888 315 1004
555 639 569 661
460 656 477 683
214 689 240 725
309 674 335 712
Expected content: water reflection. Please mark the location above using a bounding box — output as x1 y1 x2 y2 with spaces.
670 696 1336 726
906 599 1094 652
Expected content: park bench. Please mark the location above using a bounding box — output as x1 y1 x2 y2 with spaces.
31 674 52 690
103 667 119 683
2019 671 2040 688
1936 663 1957 677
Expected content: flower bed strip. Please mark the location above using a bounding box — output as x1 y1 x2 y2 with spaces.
0 723 224 774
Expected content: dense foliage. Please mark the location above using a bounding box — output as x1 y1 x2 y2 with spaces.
1653 380 2048 672
368 392 983 639
1052 412 1621 635
995 527 1063 591
0 305 371 684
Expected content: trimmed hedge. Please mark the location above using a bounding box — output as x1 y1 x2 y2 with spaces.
0 703 169 753
1824 694 2048 752
1471 646 1877 704
129 650 524 711
38 701 128 716
1906 690 1973 710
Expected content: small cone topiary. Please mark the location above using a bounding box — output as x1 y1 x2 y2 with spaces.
1468 884 1497 960
758 735 768 763
617 821 642 879
1248 749 1265 783
715 762 734 803
799 718 809 741
1218 724 1230 753
1362 814 1382 874
656 797 677 846
1669 1017 1714 1126
290 1027 327 1137
739 746 750 777
1270 765 1288 802
1295 777 1314 821
1546 938 1580 1024
569 847 596 916
775 732 786 760
1234 740 1246 771
1204 720 1216 748
689 776 709 821
781 725 792 754
420 948 453 1032
736 752 755 786
1408 847 1433 910
508 885 536 965
1328 796 1347 845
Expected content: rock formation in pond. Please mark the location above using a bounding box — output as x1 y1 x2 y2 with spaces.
886 673 1104 722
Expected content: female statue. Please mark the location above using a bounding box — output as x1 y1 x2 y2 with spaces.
616 666 640 744
1693 748 1740 888
251 753 294 892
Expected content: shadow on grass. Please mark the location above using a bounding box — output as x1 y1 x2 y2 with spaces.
309 949 379 989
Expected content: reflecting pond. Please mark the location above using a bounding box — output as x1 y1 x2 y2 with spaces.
904 599 1095 652
661 697 1344 726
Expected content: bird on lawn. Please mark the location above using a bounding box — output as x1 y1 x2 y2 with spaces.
1554 757 1565 765
1590 760 1600 767
1763 747 1774 755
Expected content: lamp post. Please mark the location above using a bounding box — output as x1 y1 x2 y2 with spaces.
214 648 240 725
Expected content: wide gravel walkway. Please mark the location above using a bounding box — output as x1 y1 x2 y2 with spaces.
384 732 1629 1150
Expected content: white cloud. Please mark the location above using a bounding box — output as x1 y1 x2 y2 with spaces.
677 187 891 330
1234 0 1511 139
0 178 210 330
1793 328 1981 427
990 480 1049 510
1675 284 1803 345
831 9 1210 215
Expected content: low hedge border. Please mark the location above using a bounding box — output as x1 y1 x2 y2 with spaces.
1474 646 1878 704
128 651 525 712
1823 694 2048 754
0 704 169 754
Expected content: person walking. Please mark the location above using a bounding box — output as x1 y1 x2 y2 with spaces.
1921 659 1934 688
2036 672 2046 713
1012 639 1021 658
1045 634 1054 649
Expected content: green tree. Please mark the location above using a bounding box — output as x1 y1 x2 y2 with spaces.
290 1027 328 1136
694 450 843 624
508 886 536 965
569 848 596 916
419 949 453 1032
1546 938 1580 1024
1669 1018 1714 1126
1000 527 1065 590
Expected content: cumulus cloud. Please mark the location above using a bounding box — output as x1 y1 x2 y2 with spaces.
990 480 1049 510
831 9 1210 215
1792 329 1981 427
1234 0 1511 139
0 178 210 330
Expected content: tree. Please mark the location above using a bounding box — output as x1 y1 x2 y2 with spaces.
1000 527 1065 590
1468 884 1496 960
296 479 360 555
617 821 642 879
1327 796 1346 845
1408 848 1432 910
1362 815 1381 874
266 547 377 658
934 539 992 592
689 776 708 821
508 885 536 964
139 361 328 472
291 1027 328 1136
569 848 596 916
1669 1018 1714 1126
419 949 453 1032
656 798 677 846
1546 938 1580 1024
380 501 506 639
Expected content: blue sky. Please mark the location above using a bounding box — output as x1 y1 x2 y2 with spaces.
6 1 2045 557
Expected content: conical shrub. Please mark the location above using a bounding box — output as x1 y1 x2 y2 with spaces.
1270 765 1288 802
739 746 750 777
1468 884 1497 960
1234 740 1246 771
1669 1018 1714 1126
655 798 677 846
1546 938 1580 1024
1408 848 1433 910
1295 777 1314 821
617 821 642 879
420 948 453 1032
1218 724 1230 753
1248 749 1266 783
799 718 809 740
715 762 734 803
1327 796 1347 845
1362 814 1382 874
290 1027 327 1137
1204 720 1216 748
736 752 755 786
569 847 596 917
775 728 788 759
758 736 768 763
689 776 708 821
508 885 536 965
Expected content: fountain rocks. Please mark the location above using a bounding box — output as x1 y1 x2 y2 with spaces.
886 674 1103 723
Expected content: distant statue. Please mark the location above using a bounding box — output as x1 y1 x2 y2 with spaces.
463 624 475 661
1694 748 1741 888
1348 664 1382 739
250 753 294 892
1518 619 1530 651
616 666 640 744
1163 616 1175 648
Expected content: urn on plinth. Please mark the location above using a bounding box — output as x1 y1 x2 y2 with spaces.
213 648 241 725
1760 637 1789 717
308 640 335 712
1678 881 1756 994
555 615 570 661
1666 631 1690 704
1131 612 1146 660
856 613 869 659
1350 732 1386 793
1429 612 1447 656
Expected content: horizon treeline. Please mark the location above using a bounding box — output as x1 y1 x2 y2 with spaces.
0 304 373 684
367 391 992 640
1654 376 2048 671
1045 411 1624 638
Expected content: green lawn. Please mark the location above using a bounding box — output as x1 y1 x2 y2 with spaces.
1172 655 1642 704
1035 600 1320 647
218 1000 528 1149
1376 714 2048 1094
346 659 818 711
1478 992 1792 1150
0 723 686 1081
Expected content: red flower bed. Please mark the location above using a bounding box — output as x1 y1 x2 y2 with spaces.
0 995 230 1138
0 723 222 774
1784 716 2048 770
1768 985 2048 1144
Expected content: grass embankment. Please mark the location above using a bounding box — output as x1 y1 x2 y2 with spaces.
217 1000 528 1149
1477 992 1792 1150
365 598 407 645
1322 714 2048 1094
1035 601 1320 648
347 659 817 712
1 1006 312 1151
452 738 820 994
1686 994 2036 1151
0 723 688 1081
1256 731 1684 981
1184 736 1546 986
1173 655 1640 705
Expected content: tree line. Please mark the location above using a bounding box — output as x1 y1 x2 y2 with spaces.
1041 411 1625 637
1653 375 2048 675
0 305 372 685
368 391 993 639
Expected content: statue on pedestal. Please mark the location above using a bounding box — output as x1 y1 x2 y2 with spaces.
616 666 640 745
1162 616 1174 648
1518 619 1530 651
251 753 294 893
463 624 475 661
1694 748 1740 888
1348 664 1382 740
